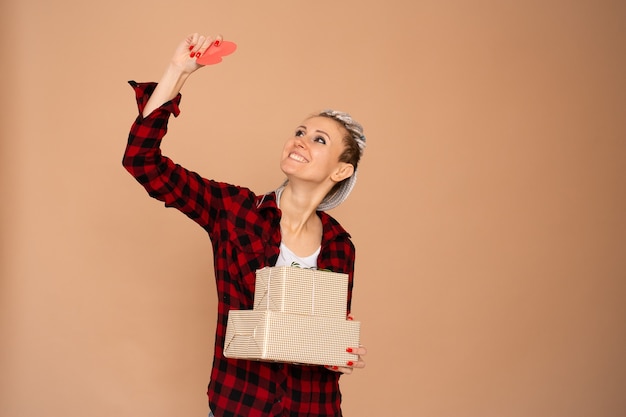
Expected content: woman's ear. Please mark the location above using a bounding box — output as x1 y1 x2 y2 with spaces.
331 163 355 183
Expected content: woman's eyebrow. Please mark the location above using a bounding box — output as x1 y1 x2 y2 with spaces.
314 129 330 139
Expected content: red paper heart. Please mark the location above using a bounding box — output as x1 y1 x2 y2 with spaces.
196 41 238 65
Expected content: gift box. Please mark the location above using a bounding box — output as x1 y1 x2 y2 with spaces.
224 309 360 367
253 266 348 319
224 266 360 366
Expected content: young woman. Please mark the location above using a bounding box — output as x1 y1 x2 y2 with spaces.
123 33 367 417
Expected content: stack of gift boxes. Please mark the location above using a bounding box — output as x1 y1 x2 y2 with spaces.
224 266 360 367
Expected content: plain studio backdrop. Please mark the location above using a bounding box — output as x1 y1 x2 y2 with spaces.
1 1 625 416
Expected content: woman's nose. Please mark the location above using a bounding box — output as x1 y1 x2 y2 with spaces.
294 137 306 148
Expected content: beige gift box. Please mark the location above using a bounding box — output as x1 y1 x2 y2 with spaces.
253 266 349 319
224 309 360 367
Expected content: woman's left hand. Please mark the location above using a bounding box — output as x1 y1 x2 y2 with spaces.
325 345 367 375
325 314 367 374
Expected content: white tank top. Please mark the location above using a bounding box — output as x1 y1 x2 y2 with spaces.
275 242 321 268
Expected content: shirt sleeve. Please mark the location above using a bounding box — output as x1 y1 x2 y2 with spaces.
122 81 241 238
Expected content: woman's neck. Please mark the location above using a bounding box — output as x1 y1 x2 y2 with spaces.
279 184 319 233
279 185 324 257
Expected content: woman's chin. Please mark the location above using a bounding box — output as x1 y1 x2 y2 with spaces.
279 162 299 177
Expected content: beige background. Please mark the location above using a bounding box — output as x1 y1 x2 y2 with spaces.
1 1 625 416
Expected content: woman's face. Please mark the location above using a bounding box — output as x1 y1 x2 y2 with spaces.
280 116 353 186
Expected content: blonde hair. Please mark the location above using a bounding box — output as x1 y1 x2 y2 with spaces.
316 109 366 211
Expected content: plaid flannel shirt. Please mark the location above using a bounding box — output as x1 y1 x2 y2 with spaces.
123 82 355 417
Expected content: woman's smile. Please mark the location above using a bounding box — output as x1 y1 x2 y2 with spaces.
288 151 309 163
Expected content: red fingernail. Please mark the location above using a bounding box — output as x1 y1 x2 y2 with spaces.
190 52 196 58
347 316 353 321
332 366 339 370
189 45 194 51
195 52 201 58
347 361 354 366
214 40 221 46
346 347 353 353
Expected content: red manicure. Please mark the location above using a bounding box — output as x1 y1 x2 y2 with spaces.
189 52 196 58
196 52 201 58
189 45 194 51
214 40 221 46
346 347 353 353
347 361 354 366
332 366 339 370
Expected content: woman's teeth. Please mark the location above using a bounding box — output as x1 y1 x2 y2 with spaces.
289 153 308 162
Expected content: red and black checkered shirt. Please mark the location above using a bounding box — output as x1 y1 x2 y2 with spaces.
123 82 356 417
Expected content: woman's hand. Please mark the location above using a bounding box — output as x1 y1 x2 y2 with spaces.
325 345 367 375
171 33 221 75
325 314 367 375
141 32 222 117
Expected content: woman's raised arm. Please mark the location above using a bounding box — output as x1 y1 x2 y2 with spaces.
142 33 220 117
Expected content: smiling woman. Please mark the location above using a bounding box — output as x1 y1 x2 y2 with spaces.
122 32 368 417
280 112 365 211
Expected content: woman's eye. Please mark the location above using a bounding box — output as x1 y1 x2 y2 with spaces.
314 136 326 145
295 129 305 137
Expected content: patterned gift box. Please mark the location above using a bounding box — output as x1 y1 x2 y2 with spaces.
253 266 349 319
224 309 360 367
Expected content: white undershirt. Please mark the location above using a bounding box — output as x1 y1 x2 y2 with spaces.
275 242 321 268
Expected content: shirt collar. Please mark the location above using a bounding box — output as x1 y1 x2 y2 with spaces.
256 191 279 211
319 211 351 241
256 191 351 240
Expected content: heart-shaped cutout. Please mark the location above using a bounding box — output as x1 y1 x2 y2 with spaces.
196 41 238 65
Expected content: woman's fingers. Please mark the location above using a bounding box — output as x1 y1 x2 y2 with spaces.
324 345 367 374
183 33 227 58
352 345 367 357
188 35 210 57
196 34 216 57
325 365 353 374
